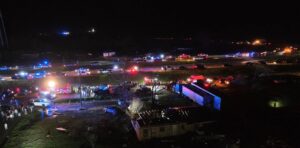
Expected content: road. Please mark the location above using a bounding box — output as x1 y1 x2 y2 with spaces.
53 100 118 112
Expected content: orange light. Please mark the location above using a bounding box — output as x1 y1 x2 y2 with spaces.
252 39 262 45
225 80 230 85
283 47 292 54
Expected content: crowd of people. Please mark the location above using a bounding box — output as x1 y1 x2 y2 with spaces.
0 89 35 143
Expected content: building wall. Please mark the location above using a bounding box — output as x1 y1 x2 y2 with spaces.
132 120 210 141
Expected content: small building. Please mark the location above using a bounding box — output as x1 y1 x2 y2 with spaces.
131 107 217 141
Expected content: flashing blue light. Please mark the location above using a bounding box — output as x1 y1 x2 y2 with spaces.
249 52 255 57
18 71 28 77
99 85 109 91
34 71 46 78
113 65 119 70
43 60 49 65
0 66 8 71
60 31 70 36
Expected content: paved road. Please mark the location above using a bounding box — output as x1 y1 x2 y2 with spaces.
53 99 118 112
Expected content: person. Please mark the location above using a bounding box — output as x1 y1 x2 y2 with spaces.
9 113 14 119
4 122 8 130
14 109 18 116
24 108 28 115
30 105 33 112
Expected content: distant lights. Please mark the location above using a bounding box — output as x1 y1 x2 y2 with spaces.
133 66 139 71
88 28 96 33
113 65 119 70
18 71 28 77
43 60 49 65
48 80 56 88
60 31 70 36
252 39 262 46
206 78 213 83
144 77 149 81
160 54 165 59
283 47 292 54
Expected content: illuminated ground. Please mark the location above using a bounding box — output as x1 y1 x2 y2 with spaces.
3 106 131 148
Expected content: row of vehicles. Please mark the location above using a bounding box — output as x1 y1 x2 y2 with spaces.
133 53 208 63
186 75 233 88
12 71 48 80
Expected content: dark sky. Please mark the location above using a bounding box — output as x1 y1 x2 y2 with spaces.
1 0 300 50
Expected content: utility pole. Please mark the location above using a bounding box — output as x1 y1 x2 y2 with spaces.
151 77 158 105
79 68 85 110
79 71 83 108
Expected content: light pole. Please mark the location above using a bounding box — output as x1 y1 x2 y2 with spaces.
79 70 85 110
151 77 159 105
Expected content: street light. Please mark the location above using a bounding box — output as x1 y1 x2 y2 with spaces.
113 65 119 70
283 47 292 54
48 80 56 88
133 66 139 71
152 77 159 105
252 39 262 45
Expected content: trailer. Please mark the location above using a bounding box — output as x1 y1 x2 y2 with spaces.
179 83 221 110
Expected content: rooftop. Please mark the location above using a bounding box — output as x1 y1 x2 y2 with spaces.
136 107 218 127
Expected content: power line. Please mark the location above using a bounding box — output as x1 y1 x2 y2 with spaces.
0 9 8 49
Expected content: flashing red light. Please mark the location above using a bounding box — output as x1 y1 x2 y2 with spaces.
127 66 139 74
190 75 205 81
204 83 210 88
16 87 21 93
191 65 197 69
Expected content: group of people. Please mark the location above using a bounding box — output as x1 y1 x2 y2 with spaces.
0 88 35 136
0 104 34 131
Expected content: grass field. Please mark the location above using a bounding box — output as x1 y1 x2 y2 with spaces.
3 112 88 148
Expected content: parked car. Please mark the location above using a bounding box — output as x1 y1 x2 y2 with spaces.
223 63 233 67
33 98 51 107
161 65 173 71
245 62 254 66
0 104 12 113
259 61 267 65
104 106 123 115
179 66 187 70
197 64 206 69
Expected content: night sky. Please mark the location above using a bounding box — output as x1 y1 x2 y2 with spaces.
1 1 300 51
